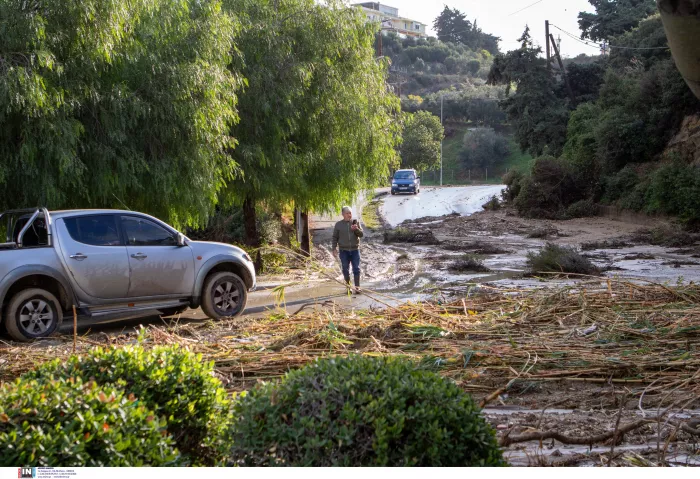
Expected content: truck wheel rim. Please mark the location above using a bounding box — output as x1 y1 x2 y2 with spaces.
213 281 240 315
19 299 54 335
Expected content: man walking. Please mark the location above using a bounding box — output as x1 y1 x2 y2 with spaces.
332 206 364 293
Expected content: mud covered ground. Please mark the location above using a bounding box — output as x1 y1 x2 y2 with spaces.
4 188 699 467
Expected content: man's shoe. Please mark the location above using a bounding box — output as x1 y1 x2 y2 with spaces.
354 287 362 295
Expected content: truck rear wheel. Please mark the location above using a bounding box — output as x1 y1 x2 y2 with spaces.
201 272 247 320
5 288 63 342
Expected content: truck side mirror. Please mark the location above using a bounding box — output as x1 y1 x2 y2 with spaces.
177 233 187 247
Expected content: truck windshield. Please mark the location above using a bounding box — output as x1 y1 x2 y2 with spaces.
394 172 415 180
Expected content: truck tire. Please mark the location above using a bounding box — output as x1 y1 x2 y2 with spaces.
201 271 247 320
5 288 63 342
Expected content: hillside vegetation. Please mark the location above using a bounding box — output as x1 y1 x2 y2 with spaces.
491 0 700 225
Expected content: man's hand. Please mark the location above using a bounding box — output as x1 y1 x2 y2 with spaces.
351 224 359 231
332 248 338 257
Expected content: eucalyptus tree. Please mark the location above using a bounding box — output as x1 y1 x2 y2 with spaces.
0 0 242 227
221 0 401 246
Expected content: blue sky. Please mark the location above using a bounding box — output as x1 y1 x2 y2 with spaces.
352 0 601 57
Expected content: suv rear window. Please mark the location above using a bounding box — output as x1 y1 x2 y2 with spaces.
64 215 121 246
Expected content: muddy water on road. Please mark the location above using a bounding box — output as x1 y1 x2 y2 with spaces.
293 188 700 310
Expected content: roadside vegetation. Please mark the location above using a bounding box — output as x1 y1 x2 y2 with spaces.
362 194 385 231
492 1 700 226
0 0 401 246
1 344 504 466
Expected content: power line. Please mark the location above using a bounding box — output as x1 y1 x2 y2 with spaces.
549 23 670 51
508 0 545 17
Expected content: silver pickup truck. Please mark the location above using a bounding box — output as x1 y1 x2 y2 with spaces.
0 208 256 342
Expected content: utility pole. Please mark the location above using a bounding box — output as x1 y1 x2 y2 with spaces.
545 20 551 71
549 33 576 105
440 94 443 187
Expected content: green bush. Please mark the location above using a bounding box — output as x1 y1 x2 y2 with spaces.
228 356 506 466
645 161 700 225
513 156 582 219
565 199 599 218
0 377 180 466
459 127 511 170
449 255 492 273
501 170 523 202
482 195 501 211
24 345 231 465
527 243 600 275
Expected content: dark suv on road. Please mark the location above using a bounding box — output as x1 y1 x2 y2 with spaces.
391 169 420 195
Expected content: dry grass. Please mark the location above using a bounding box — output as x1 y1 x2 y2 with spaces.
2 279 699 410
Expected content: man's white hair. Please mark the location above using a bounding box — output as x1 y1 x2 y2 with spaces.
342 206 352 214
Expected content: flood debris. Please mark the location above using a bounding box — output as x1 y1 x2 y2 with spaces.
383 228 439 245
621 253 656 260
443 241 513 255
448 255 492 274
632 225 699 247
3 278 699 466
527 225 559 239
527 243 600 276
581 239 631 251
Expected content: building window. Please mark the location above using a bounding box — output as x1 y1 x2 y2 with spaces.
404 22 407 29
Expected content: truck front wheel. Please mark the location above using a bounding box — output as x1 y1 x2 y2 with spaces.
5 288 63 342
201 272 247 320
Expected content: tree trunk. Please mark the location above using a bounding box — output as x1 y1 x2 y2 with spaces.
294 207 302 246
658 0 700 100
243 196 259 247
243 196 263 273
300 210 311 257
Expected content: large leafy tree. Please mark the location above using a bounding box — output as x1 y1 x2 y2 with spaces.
578 0 657 41
399 111 444 172
488 27 569 156
459 128 511 170
220 0 401 245
433 6 500 55
0 0 241 228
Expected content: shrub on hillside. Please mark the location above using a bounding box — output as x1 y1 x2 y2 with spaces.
24 345 230 465
527 243 600 275
227 356 506 467
566 199 599 218
514 156 583 219
459 127 511 170
0 377 180 466
645 161 700 226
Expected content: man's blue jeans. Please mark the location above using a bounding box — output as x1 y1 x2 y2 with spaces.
339 249 361 287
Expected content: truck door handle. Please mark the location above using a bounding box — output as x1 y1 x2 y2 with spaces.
69 253 88 261
131 253 147 260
